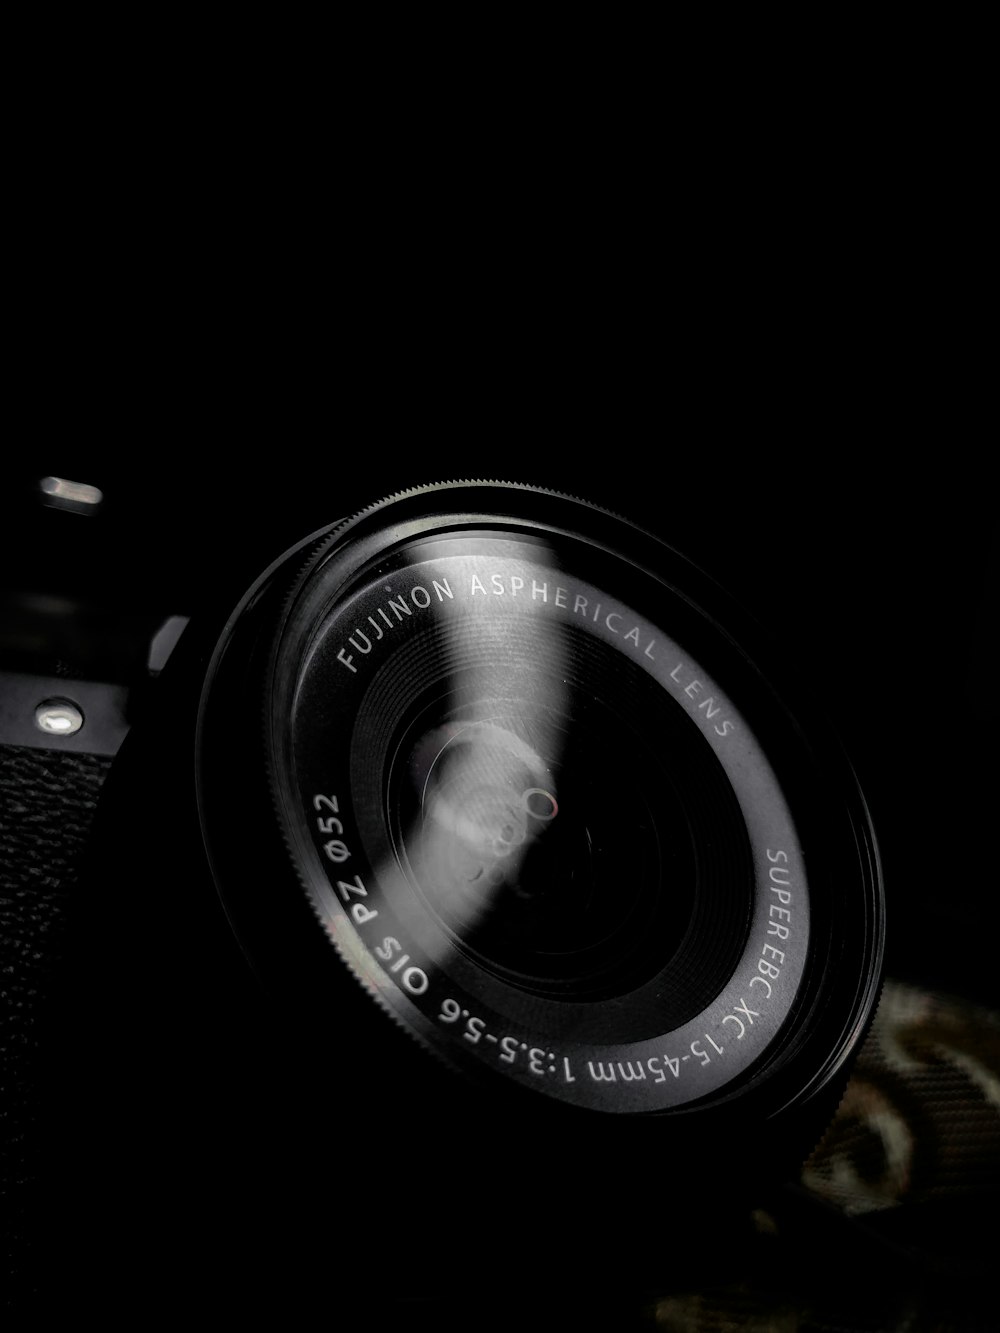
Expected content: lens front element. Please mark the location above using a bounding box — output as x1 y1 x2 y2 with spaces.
265 494 831 1114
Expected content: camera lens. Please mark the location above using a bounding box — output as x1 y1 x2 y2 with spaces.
202 483 883 1122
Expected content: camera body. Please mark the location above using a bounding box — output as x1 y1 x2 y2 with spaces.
3 460 993 1317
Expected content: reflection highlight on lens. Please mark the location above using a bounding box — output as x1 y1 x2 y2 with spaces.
399 615 568 948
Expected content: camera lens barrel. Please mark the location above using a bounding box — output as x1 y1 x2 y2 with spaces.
198 483 883 1137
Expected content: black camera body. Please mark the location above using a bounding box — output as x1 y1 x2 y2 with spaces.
3 462 994 1320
